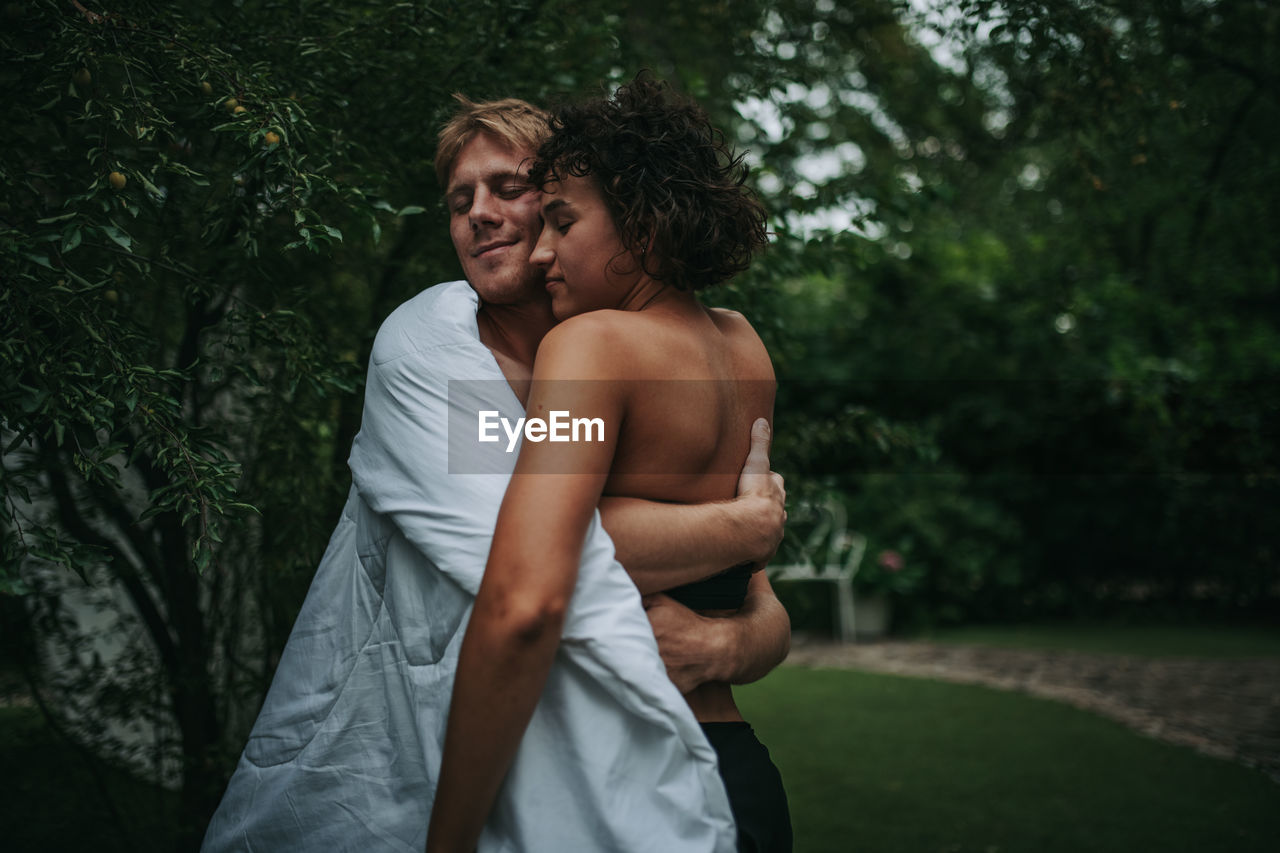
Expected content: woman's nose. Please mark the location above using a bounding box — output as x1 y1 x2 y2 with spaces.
530 231 554 268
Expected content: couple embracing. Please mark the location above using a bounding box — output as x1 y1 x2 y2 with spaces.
205 76 793 853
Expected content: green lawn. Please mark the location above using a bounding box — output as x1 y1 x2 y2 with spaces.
738 667 1279 853
6 661 1279 852
909 621 1280 658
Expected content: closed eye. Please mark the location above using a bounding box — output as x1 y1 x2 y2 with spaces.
447 192 472 215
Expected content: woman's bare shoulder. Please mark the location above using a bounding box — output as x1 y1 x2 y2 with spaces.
541 309 643 348
534 310 649 378
708 305 762 339
707 306 775 377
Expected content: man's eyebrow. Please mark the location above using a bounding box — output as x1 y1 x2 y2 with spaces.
446 171 529 195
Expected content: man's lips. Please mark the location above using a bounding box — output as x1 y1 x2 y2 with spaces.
472 240 515 258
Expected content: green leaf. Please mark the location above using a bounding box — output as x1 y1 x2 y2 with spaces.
99 224 133 250
61 227 83 254
139 175 164 198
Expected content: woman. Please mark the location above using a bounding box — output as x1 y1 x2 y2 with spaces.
428 77 791 853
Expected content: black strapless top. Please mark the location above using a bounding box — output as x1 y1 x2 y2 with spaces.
665 562 754 610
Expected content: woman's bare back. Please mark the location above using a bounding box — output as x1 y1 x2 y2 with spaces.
594 300 776 507
558 294 776 721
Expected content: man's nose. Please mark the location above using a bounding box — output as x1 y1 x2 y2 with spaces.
469 188 502 230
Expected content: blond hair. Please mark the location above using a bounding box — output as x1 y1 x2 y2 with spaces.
435 95 551 187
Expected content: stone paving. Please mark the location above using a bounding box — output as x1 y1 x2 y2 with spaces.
785 639 1280 783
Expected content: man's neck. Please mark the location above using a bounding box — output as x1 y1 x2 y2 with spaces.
477 299 557 406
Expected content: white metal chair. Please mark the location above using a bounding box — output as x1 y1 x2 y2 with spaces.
769 499 867 643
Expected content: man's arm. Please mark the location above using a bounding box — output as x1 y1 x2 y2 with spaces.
599 418 787 594
607 418 791 693
643 571 790 694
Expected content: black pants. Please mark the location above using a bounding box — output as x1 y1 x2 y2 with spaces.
702 722 793 853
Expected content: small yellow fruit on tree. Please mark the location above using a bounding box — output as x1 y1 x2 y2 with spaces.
233 105 247 115
108 171 127 190
74 68 92 87
264 131 281 147
104 290 119 303
224 97 238 111
201 81 213 96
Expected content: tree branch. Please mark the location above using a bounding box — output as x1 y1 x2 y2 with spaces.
1187 84 1261 259
41 448 181 684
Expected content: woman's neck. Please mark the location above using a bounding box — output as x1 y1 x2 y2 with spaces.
618 278 697 315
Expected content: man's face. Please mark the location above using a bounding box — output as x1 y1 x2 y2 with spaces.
446 133 545 305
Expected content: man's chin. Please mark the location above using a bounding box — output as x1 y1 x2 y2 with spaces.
469 270 548 307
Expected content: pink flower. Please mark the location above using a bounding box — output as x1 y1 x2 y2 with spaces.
877 549 905 573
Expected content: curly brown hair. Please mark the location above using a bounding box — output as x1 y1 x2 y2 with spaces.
529 75 768 292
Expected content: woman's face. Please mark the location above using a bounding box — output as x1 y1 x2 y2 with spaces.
531 173 644 320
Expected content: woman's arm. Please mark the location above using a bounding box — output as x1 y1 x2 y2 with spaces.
426 323 622 853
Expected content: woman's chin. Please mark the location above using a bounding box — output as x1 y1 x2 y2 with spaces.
550 296 584 322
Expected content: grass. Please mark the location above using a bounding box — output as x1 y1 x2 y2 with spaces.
6 636 1278 852
908 621 1280 658
737 667 1280 853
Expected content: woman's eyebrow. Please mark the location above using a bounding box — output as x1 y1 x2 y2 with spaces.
542 198 569 216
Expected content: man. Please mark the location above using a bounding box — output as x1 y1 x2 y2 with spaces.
202 96 788 852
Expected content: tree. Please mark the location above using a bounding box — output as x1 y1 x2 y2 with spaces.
0 0 385 844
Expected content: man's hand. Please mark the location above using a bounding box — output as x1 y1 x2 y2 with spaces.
735 417 786 569
643 592 726 694
645 571 790 694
